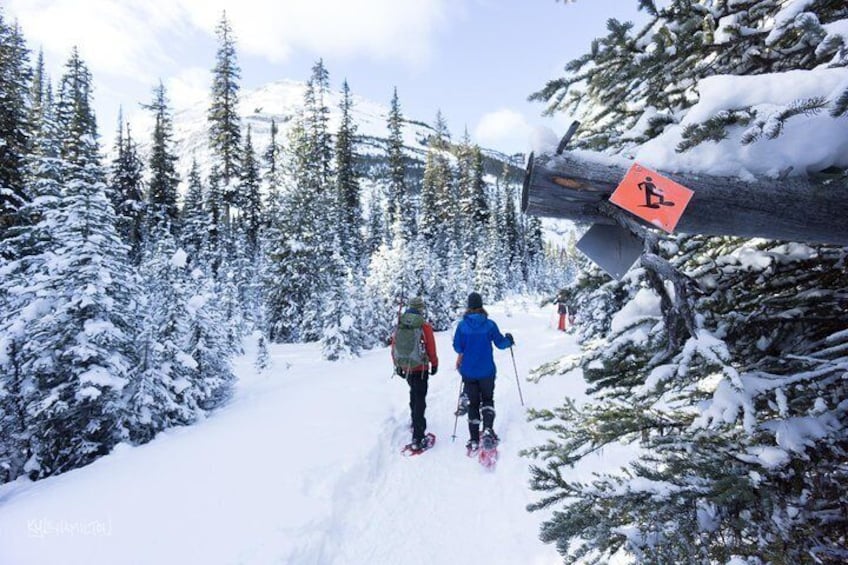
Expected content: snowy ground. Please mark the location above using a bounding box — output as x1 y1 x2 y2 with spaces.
0 298 596 565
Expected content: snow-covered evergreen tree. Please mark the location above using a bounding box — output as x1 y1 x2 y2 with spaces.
208 10 242 225
335 79 363 268
203 166 226 277
0 13 31 240
0 68 62 483
526 2 848 562
262 117 282 196
238 124 262 256
108 114 146 263
418 111 454 250
385 87 411 235
264 60 341 344
183 268 236 411
143 82 180 237
128 236 198 443
320 249 366 361
531 0 848 152
27 48 46 140
179 159 207 266
262 115 314 343
15 49 138 478
364 221 414 343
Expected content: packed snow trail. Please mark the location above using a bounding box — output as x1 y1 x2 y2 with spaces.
0 299 589 565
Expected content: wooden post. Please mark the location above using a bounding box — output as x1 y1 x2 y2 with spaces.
522 151 848 246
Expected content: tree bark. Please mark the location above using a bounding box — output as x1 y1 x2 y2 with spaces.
522 151 848 245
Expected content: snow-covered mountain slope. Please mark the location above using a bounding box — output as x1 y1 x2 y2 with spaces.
0 299 622 565
165 79 436 186
142 78 524 198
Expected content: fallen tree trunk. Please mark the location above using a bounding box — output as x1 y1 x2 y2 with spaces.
522 151 848 246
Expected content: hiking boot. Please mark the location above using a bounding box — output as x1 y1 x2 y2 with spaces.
465 439 479 453
414 436 431 451
481 428 499 449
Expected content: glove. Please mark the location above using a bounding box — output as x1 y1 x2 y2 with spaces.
505 333 515 346
395 366 405 377
430 365 438 376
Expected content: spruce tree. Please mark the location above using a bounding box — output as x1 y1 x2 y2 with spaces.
183 269 236 411
364 220 413 343
207 10 242 222
455 131 489 258
20 49 137 478
109 114 146 263
264 60 340 344
531 0 848 153
261 118 283 218
128 233 197 443
262 115 314 342
239 124 262 256
204 166 225 277
28 49 46 133
179 159 206 265
499 162 522 278
319 251 365 360
304 59 333 189
418 111 454 249
474 210 506 299
0 69 62 483
526 2 848 562
385 87 410 232
335 79 363 266
144 82 180 236
0 14 31 239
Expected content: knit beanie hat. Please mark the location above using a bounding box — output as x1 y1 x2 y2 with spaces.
467 292 483 309
409 296 426 311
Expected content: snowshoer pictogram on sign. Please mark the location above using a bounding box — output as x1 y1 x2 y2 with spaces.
609 163 694 233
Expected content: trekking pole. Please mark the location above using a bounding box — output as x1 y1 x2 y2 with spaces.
451 378 463 442
510 346 525 407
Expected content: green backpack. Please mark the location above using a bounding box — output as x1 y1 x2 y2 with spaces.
393 312 428 371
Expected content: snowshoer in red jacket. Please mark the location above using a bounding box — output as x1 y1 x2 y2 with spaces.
391 296 439 451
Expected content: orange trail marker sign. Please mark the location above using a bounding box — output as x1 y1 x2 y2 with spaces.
609 163 694 233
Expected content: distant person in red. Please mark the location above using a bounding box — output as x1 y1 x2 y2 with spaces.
557 300 568 332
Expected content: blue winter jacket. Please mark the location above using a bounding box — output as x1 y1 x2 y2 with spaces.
452 313 512 380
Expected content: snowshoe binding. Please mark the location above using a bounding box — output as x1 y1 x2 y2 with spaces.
402 433 436 456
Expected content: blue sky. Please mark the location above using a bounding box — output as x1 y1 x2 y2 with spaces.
5 0 645 154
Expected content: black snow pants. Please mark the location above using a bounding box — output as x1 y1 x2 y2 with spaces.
407 370 429 441
464 377 495 442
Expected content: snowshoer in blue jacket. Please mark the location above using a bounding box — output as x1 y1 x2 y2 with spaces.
452 292 514 452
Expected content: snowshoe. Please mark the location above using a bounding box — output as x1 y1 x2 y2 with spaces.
465 439 479 457
401 433 436 457
478 429 499 470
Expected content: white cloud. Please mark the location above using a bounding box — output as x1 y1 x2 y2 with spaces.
180 0 451 65
6 0 453 82
474 108 534 155
6 0 182 83
166 67 210 109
